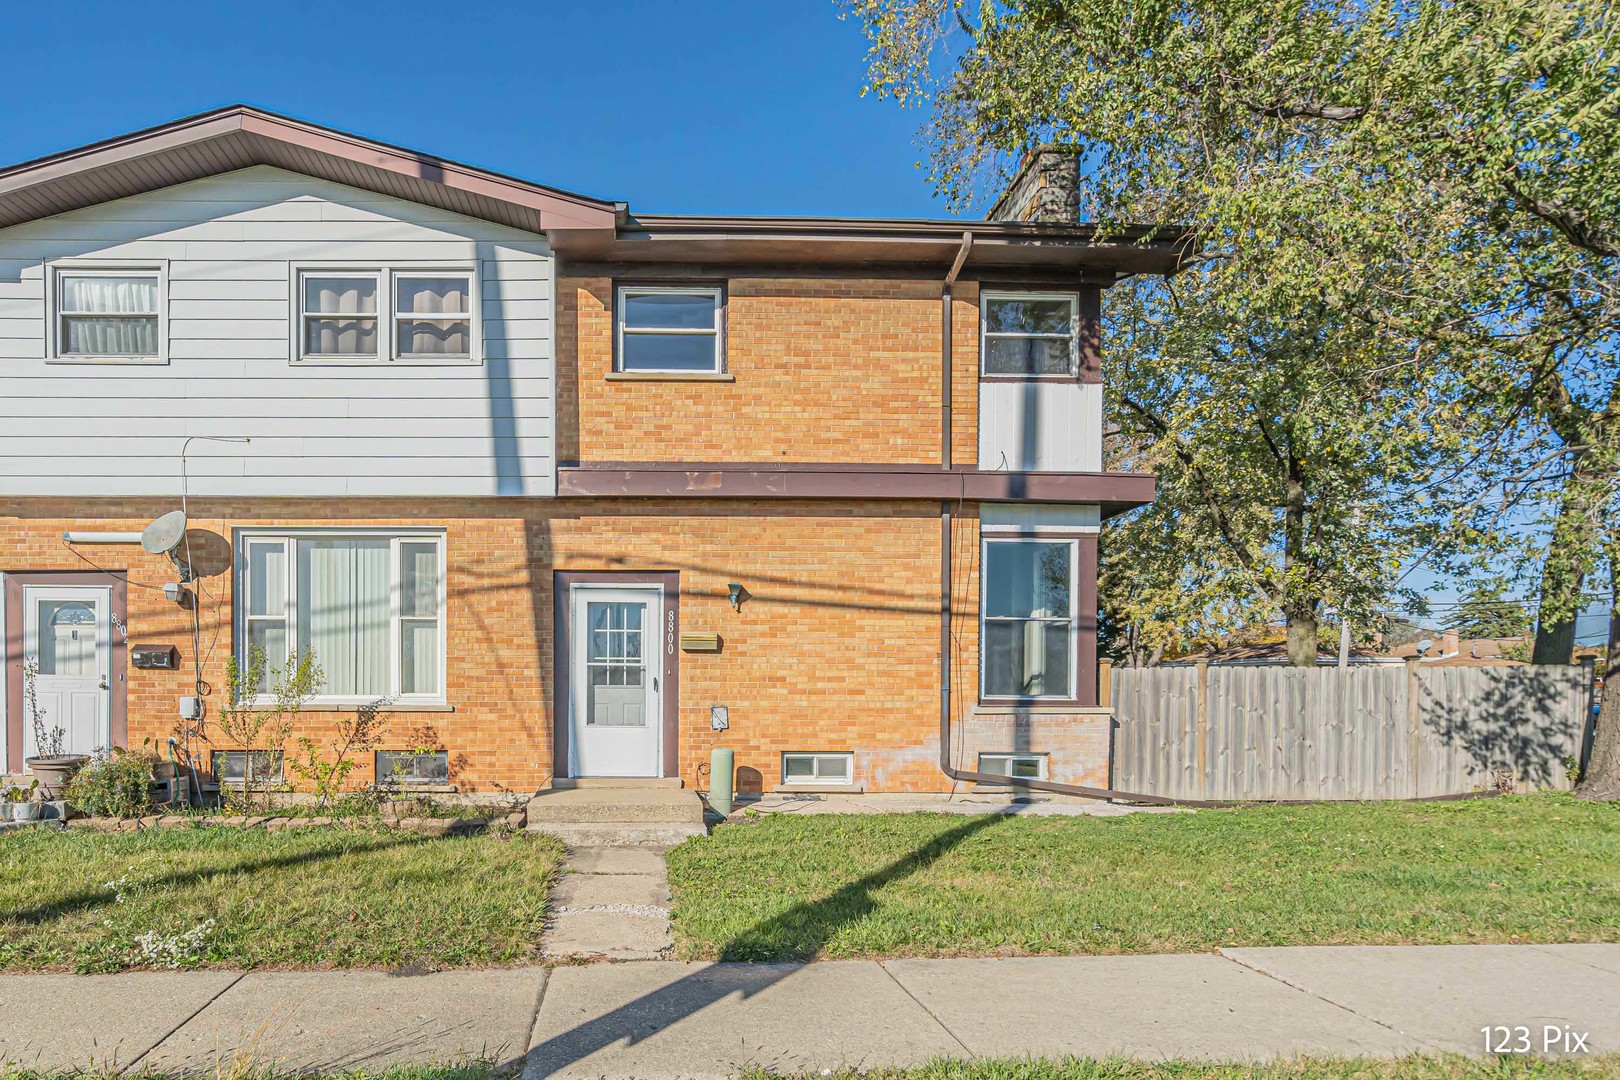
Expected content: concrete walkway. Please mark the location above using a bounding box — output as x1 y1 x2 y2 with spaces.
541 846 674 961
0 944 1615 1077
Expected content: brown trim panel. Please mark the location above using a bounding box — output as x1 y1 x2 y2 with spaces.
4 571 129 772
552 571 681 780
557 464 1155 518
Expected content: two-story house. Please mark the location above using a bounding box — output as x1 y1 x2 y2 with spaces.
0 108 1181 798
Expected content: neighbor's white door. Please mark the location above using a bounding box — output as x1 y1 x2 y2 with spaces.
569 587 661 777
21 586 112 758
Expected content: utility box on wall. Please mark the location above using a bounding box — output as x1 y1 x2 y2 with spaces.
131 646 178 670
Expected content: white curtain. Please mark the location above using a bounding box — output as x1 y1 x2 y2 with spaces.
396 276 470 357
400 541 439 695
304 276 378 356
60 275 158 355
297 539 390 696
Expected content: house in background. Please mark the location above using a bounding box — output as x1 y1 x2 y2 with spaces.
0 108 1183 798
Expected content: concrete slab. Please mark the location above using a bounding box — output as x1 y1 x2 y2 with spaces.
525 960 959 1080
0 972 240 1071
551 873 669 910
542 912 672 960
1223 944 1620 1055
565 847 668 875
1533 943 1620 978
884 954 1419 1060
140 968 545 1075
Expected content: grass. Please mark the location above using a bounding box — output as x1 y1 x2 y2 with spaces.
667 793 1620 961
0 824 564 973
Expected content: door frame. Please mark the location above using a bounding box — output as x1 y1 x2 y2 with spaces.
553 571 680 780
4 571 128 772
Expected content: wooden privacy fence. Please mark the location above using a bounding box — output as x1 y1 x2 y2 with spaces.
1111 662 1594 801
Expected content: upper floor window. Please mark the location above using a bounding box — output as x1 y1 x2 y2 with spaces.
981 291 1077 377
981 537 1076 700
237 530 446 704
51 266 164 363
297 267 475 364
616 285 723 373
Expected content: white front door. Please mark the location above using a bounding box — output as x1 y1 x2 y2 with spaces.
21 586 112 758
569 587 662 777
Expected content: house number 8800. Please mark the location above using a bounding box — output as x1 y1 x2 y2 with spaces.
667 610 676 655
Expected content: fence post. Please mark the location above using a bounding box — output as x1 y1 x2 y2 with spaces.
1099 659 1112 708
1196 660 1210 799
1405 657 1421 797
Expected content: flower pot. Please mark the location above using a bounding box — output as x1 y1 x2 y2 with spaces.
26 754 90 799
11 802 41 823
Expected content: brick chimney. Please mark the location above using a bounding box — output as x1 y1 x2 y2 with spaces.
987 147 1079 223
1442 629 1459 656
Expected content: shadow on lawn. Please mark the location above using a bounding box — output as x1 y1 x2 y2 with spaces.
3 830 428 926
522 813 1005 1075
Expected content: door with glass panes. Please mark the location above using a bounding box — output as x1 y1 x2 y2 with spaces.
568 587 662 776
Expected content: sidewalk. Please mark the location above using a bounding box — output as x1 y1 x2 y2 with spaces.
0 944 1615 1078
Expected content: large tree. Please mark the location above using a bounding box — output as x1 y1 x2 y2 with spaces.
843 0 1620 793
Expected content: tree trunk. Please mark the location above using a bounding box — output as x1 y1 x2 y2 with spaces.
1533 452 1602 665
1577 540 1620 800
1284 603 1319 667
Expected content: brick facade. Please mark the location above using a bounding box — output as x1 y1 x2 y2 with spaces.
2 497 1110 794
557 276 981 467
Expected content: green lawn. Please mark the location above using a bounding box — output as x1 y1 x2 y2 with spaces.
743 1060 1620 1080
667 793 1620 961
0 824 564 973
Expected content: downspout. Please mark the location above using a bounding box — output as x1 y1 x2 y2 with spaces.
942 231 972 471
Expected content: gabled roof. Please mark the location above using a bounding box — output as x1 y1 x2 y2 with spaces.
0 105 619 233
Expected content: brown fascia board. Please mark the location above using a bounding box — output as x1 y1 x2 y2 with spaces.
549 214 1194 278
0 105 619 232
556 463 1156 518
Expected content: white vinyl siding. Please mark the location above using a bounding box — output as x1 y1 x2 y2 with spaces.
0 167 554 496
235 529 446 705
977 381 1104 471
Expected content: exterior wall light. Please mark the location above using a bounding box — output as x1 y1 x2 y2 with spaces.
727 582 749 612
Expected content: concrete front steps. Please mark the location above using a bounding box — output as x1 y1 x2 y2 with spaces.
525 779 707 846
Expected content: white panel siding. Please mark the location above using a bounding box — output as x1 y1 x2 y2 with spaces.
977 381 1103 472
0 166 554 497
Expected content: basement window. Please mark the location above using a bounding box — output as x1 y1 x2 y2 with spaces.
978 752 1047 780
781 752 853 785
616 285 723 373
376 749 450 786
213 750 284 786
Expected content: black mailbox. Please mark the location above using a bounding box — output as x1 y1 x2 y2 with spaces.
131 646 178 670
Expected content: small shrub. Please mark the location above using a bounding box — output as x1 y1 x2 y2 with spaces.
65 748 159 818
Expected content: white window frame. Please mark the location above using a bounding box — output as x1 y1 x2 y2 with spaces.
781 751 854 786
375 748 450 786
47 261 168 365
980 536 1080 701
234 528 448 706
980 290 1078 378
615 284 724 374
213 749 286 787
292 264 479 366
977 752 1048 780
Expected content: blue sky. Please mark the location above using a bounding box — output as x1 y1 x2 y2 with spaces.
0 0 950 220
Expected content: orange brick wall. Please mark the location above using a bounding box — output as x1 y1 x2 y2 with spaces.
556 277 981 467
2 497 1107 794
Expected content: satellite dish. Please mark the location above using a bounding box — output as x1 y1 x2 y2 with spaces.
1416 637 1434 656
141 510 188 555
